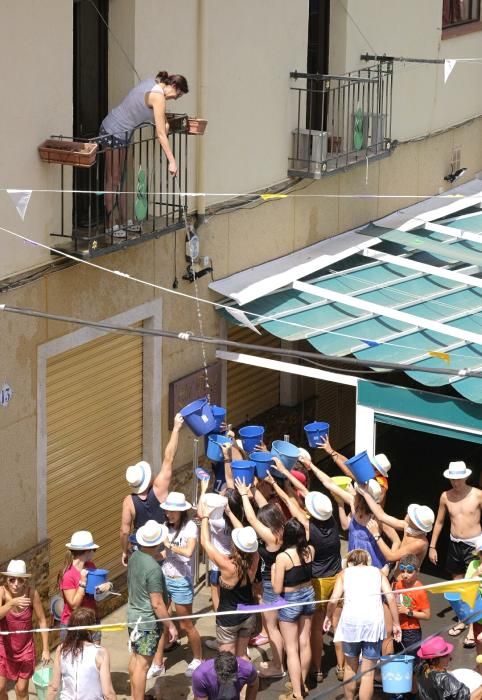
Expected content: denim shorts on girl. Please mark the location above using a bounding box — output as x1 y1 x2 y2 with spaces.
262 579 279 604
278 584 316 622
164 575 194 605
343 639 382 660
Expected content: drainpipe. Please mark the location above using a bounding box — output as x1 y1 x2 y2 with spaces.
195 0 207 223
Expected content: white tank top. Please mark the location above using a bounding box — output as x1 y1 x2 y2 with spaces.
59 643 103 700
101 79 164 137
334 565 385 643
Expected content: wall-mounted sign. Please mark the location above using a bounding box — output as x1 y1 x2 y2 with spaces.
0 384 13 407
168 363 221 429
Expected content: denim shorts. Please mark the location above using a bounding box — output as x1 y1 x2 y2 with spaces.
262 579 279 604
278 584 316 622
164 575 194 605
343 639 382 660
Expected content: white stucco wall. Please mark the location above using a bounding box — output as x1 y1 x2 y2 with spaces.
329 0 482 141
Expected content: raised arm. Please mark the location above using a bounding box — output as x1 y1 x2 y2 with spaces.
120 495 135 567
220 442 235 489
272 458 309 497
318 436 354 480
235 479 277 546
357 484 406 531
152 413 184 502
300 456 354 507
265 472 308 527
429 493 447 566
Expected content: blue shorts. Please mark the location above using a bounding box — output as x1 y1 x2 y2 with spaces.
262 579 279 604
278 585 316 622
164 576 194 605
343 639 382 660
209 570 221 585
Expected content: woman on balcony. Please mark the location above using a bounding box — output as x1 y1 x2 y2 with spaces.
98 70 188 234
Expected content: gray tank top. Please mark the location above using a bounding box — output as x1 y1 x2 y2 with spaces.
101 79 164 138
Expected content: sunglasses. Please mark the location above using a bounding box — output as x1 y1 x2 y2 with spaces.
399 564 416 573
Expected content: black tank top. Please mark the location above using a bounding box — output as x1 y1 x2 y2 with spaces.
217 577 254 627
132 487 166 529
258 543 279 581
309 517 341 578
283 551 313 587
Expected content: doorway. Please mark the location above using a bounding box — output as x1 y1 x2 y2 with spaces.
73 0 108 226
306 0 330 130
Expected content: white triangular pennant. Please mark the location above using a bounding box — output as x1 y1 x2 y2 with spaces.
225 307 262 335
444 59 456 83
7 189 32 220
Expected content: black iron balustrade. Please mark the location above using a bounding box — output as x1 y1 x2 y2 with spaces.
288 61 393 178
50 116 189 258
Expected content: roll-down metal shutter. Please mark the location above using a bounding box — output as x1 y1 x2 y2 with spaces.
46 330 143 590
227 327 280 427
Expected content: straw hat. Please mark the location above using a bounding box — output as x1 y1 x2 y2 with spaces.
407 504 435 533
417 635 453 659
65 531 99 550
372 453 391 477
125 461 152 494
160 492 192 511
305 492 333 521
1 560 31 578
231 526 259 553
136 520 168 548
443 461 472 480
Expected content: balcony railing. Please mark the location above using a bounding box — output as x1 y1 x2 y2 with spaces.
288 61 393 178
50 117 189 258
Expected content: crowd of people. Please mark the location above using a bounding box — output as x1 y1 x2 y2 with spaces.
0 413 481 700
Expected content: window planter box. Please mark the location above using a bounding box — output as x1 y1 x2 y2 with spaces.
38 139 98 168
187 118 208 135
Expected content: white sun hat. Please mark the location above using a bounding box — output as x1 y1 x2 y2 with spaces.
125 460 152 494
1 560 31 578
297 447 311 463
407 504 435 533
136 520 169 548
305 492 333 521
366 478 383 503
203 493 228 520
443 461 472 480
372 453 391 477
160 492 192 511
231 526 259 553
66 530 99 550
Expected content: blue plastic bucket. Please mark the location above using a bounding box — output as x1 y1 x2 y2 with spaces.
238 426 264 452
86 568 109 595
444 591 482 623
33 666 53 700
231 460 256 485
380 655 415 694
180 398 216 436
211 405 227 432
344 450 375 483
304 421 330 448
272 440 300 470
207 434 231 462
249 451 275 479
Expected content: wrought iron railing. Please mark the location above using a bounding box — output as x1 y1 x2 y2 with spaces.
288 61 393 178
51 117 189 258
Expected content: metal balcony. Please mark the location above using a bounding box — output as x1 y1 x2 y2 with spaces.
288 61 393 178
50 117 189 258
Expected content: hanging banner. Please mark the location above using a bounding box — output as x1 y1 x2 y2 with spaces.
7 189 32 221
444 59 457 83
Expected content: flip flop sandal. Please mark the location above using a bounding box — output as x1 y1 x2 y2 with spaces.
448 623 466 637
464 636 476 648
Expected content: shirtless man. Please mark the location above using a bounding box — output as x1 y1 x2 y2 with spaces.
429 461 482 644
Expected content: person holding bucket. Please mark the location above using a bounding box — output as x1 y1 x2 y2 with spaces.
324 549 401 700
415 636 482 699
199 501 260 658
234 478 287 679
160 491 203 677
0 560 50 700
58 531 110 639
47 607 116 700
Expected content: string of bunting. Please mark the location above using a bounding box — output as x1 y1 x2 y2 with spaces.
0 220 479 370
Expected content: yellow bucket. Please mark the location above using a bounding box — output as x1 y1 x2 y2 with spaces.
331 476 352 490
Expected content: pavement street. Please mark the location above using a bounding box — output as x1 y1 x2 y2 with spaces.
13 572 480 700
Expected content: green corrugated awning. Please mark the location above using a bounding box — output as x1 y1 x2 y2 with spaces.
219 209 482 403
